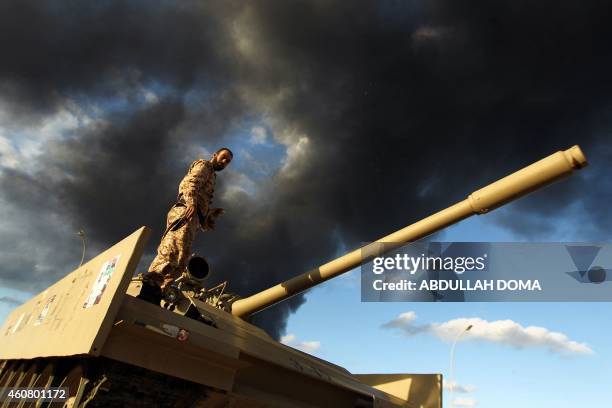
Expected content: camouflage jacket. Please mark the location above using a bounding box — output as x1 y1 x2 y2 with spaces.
177 159 217 229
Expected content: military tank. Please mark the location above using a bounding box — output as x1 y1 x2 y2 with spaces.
0 146 587 407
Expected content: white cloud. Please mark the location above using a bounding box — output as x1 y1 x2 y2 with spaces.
388 311 418 325
381 311 428 335
232 69 313 181
280 133 310 178
249 125 268 145
222 170 257 200
0 98 95 174
443 380 477 394
300 341 321 353
280 334 296 343
0 136 19 169
452 397 478 407
281 333 321 354
143 89 159 104
382 312 593 356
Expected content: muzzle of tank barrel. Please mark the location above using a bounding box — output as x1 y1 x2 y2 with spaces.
187 256 210 284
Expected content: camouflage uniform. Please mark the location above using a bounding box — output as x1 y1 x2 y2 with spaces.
146 159 219 288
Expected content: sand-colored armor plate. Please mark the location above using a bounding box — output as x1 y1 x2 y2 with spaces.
0 227 150 359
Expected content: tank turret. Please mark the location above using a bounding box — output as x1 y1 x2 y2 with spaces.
231 145 587 317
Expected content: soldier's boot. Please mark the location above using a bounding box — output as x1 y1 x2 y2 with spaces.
137 278 162 306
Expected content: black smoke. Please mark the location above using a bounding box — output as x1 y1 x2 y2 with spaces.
1 0 611 339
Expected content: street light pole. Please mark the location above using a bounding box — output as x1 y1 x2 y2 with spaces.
77 229 86 268
449 324 473 406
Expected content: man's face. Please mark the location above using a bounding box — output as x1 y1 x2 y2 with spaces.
212 149 232 171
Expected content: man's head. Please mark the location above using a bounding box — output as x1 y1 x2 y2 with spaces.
211 147 233 171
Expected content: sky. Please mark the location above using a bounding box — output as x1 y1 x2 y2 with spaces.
1 1 612 407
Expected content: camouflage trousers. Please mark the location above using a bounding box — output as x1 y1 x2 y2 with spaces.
146 204 201 288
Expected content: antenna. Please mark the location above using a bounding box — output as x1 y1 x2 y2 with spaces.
77 229 86 268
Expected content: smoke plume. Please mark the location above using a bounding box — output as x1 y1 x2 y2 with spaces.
1 1 611 338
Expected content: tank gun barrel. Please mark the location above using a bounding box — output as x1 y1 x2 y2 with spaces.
231 145 588 318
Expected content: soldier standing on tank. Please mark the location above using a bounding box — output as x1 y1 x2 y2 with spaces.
138 147 233 305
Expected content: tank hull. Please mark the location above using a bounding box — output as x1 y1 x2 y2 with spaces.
0 228 441 408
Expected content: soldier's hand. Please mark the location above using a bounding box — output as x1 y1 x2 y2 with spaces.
209 208 225 218
184 204 196 220
203 208 224 231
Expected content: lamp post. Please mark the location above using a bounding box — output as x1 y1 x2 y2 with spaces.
449 324 473 406
77 229 86 268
